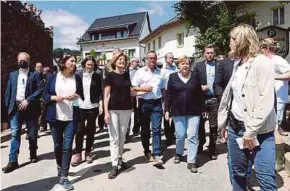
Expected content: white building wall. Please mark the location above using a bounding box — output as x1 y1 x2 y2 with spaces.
245 2 290 61
139 16 151 41
144 22 198 65
81 39 140 59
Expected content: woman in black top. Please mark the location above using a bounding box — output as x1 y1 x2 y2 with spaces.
104 52 132 179
71 57 103 166
165 55 205 173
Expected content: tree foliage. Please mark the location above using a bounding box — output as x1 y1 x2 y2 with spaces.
174 1 253 57
52 48 81 59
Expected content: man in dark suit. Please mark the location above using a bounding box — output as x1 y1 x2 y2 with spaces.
3 52 43 173
213 57 234 100
194 44 219 160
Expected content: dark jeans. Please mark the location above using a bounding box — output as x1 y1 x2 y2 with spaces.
198 97 218 155
228 126 276 191
50 120 77 177
127 97 140 136
9 108 38 162
98 107 105 129
38 101 48 128
75 108 98 153
139 98 163 156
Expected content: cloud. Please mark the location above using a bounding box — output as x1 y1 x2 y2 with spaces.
136 2 167 16
41 9 89 49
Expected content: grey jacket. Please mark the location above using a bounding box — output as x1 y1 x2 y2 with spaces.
218 55 276 138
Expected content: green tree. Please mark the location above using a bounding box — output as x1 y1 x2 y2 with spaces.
174 1 253 57
90 49 96 58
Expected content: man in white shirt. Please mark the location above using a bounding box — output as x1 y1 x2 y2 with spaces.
3 52 43 173
132 51 165 166
261 38 290 136
161 52 178 146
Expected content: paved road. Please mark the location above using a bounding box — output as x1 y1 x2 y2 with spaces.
1 120 288 191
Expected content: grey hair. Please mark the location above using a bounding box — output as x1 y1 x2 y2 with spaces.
130 57 139 63
164 52 173 60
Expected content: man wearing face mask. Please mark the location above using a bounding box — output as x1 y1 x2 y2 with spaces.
3 52 43 173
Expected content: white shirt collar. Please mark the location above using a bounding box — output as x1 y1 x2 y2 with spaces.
19 69 29 75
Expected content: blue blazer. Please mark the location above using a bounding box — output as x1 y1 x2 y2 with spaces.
4 69 43 116
43 73 84 123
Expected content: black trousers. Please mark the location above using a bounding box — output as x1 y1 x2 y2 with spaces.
127 97 140 136
164 117 175 142
98 108 105 129
198 97 219 155
75 108 98 153
38 101 48 128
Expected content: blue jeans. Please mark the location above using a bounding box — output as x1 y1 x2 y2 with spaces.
9 110 38 162
139 99 162 156
173 116 200 163
50 120 76 177
228 126 276 191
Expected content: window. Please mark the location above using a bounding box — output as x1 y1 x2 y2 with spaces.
128 49 136 58
273 6 285 25
92 34 99 41
158 36 161 49
101 32 116 40
153 40 156 51
177 33 184 47
147 43 151 52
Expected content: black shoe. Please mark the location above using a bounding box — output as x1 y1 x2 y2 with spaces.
125 134 131 143
108 166 118 179
278 126 288 136
118 158 128 171
59 176 74 190
133 132 139 137
39 126 47 132
2 162 19 173
30 156 38 163
174 154 181 164
209 154 218 160
187 163 198 173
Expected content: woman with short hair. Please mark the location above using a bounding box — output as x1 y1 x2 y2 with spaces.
104 52 132 179
165 55 205 173
43 54 84 190
218 24 277 190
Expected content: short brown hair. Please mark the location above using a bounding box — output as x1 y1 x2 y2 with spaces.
204 44 215 52
81 56 97 69
58 54 77 72
177 55 188 66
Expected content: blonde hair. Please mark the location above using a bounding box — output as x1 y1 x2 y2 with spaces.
17 52 31 60
230 24 261 58
177 55 188 66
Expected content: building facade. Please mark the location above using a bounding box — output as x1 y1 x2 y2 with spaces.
78 12 151 65
244 2 290 60
140 17 198 65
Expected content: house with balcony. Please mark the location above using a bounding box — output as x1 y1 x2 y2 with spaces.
243 2 290 60
78 12 151 65
139 16 199 66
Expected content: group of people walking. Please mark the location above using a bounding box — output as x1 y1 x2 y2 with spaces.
2 24 290 191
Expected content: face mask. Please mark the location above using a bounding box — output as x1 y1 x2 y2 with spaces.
18 60 29 69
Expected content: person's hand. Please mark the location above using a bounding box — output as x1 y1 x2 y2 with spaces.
202 112 208 118
221 128 228 139
144 86 153 92
55 96 64 102
243 137 255 150
18 100 29 111
104 113 110 125
65 94 79 101
201 85 209 92
165 112 170 121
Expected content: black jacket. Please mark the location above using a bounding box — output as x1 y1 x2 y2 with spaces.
193 60 219 86
165 72 205 116
76 71 103 104
213 58 234 97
